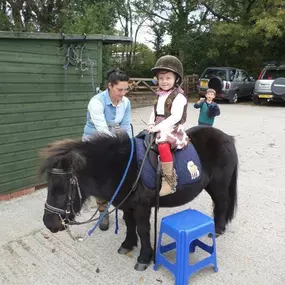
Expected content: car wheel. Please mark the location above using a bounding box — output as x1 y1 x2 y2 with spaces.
249 90 254 100
229 92 238 104
253 96 261 105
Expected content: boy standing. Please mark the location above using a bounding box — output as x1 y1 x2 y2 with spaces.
194 88 220 126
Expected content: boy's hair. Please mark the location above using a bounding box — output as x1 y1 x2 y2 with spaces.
206 88 216 95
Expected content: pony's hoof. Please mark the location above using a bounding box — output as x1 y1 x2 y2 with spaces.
134 262 148 271
215 228 225 237
208 231 224 238
117 246 132 255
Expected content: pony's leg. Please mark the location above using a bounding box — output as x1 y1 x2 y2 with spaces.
205 182 229 236
133 206 153 271
118 210 138 254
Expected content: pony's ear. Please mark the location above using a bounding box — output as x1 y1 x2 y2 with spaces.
38 156 57 176
38 146 55 176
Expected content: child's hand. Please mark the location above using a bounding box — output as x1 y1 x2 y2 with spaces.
147 124 155 132
198 98 205 103
148 125 159 133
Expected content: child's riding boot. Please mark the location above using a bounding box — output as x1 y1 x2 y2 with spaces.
160 162 177 196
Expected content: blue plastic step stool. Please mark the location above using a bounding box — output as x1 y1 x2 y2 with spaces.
153 209 218 285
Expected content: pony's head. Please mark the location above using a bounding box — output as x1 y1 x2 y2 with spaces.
39 139 87 233
39 131 131 233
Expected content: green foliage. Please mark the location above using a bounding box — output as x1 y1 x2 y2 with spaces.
62 2 116 34
108 43 156 77
1 0 285 78
130 44 156 77
149 22 166 58
204 0 285 75
252 3 285 39
0 11 11 30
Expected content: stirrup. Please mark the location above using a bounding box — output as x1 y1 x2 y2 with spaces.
164 175 177 195
170 186 176 194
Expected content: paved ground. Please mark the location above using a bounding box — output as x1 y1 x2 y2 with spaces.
1 102 285 285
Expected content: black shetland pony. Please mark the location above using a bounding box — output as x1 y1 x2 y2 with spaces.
40 126 238 271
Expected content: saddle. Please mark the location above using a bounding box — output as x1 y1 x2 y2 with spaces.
135 131 202 190
136 130 165 171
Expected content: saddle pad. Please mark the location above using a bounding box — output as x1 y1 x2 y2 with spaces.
135 138 202 191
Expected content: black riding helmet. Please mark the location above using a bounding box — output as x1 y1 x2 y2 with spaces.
151 55 183 85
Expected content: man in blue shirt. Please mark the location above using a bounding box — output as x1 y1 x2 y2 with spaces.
82 68 132 230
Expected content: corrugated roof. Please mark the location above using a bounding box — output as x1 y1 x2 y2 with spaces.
0 31 132 44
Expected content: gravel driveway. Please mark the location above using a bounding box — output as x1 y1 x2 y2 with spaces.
0 102 284 285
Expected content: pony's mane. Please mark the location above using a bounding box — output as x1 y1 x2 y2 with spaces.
39 138 85 174
87 130 129 145
39 131 130 175
40 139 80 158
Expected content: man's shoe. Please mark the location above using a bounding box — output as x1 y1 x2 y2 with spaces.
99 212 109 231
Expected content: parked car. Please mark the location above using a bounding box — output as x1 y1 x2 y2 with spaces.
252 64 285 104
197 67 255 103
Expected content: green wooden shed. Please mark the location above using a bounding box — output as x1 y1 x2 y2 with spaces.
0 31 132 197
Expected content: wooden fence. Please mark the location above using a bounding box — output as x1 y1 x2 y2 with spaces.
127 75 198 95
183 74 199 96
125 75 198 108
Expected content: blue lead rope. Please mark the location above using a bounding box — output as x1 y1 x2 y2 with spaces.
87 137 134 236
115 209 119 234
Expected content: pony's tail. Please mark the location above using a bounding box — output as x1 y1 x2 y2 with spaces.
226 164 238 223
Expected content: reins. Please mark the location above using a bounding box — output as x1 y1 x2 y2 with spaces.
153 161 161 264
87 136 135 236
45 134 156 241
87 134 156 236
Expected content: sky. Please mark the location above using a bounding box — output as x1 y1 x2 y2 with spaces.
116 19 171 50
135 24 171 49
133 8 203 49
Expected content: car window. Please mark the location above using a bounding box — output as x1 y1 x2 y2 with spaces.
240 71 249 81
262 69 285 79
235 70 242 81
202 69 227 81
229 69 236 81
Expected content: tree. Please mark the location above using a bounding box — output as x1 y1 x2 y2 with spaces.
0 0 72 32
2 0 284 78
0 1 11 30
113 0 148 69
62 1 116 34
124 43 156 77
148 21 166 59
198 0 285 74
0 0 117 33
134 0 199 62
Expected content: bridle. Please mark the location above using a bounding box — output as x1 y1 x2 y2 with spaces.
44 135 157 241
44 168 84 225
45 167 104 241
